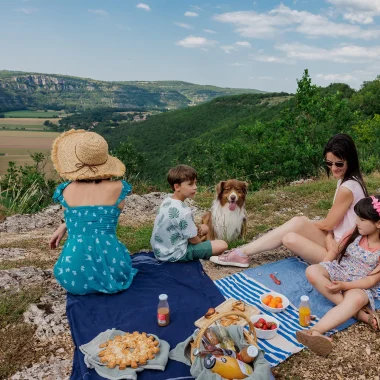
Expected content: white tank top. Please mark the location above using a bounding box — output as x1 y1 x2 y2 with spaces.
333 179 365 241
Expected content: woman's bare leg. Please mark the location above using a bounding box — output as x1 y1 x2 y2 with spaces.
240 216 327 257
283 233 328 264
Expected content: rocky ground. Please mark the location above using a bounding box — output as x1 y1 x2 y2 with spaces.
0 192 379 379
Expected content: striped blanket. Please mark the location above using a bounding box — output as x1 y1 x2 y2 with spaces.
215 272 318 367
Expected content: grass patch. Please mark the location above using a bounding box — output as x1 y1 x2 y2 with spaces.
0 323 44 379
4 110 62 118
0 238 50 250
0 258 56 270
0 287 44 328
117 224 153 253
316 199 332 210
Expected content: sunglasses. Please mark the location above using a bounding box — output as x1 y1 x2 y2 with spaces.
324 160 345 168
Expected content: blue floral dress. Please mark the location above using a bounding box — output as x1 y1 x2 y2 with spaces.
320 235 380 310
52 180 137 295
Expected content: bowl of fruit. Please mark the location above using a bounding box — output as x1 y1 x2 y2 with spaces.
260 292 289 313
250 315 280 340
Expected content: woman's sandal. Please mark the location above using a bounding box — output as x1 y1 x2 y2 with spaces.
355 306 380 332
296 328 333 357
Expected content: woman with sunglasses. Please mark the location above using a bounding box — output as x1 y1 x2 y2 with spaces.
210 133 368 267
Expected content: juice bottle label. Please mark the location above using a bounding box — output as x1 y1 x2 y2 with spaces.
158 313 168 325
299 307 311 327
236 359 254 376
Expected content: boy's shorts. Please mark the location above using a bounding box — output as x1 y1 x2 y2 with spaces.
178 241 213 262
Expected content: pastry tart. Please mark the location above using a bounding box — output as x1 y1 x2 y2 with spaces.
98 331 160 369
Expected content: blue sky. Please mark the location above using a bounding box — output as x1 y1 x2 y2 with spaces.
1 0 379 92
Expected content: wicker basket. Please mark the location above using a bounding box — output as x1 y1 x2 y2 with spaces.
191 310 258 363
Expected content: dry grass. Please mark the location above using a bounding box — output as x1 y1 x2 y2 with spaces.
0 118 61 125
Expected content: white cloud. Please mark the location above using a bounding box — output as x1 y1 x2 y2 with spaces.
235 41 251 47
16 7 37 14
275 42 380 63
231 62 248 66
250 54 294 64
258 76 275 80
174 22 192 29
214 4 380 39
136 3 151 11
203 29 217 34
185 11 199 17
316 73 356 81
327 0 380 24
176 36 218 48
191 5 203 11
221 45 237 54
88 9 108 16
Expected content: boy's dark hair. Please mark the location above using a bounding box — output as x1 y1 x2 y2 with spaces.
167 165 197 191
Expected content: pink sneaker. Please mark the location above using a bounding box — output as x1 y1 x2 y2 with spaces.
209 248 249 268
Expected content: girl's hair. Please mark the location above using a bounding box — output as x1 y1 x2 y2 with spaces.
337 196 380 265
323 133 368 197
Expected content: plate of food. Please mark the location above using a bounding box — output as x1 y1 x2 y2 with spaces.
194 298 260 328
95 331 160 370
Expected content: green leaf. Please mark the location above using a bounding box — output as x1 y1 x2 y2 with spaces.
168 207 179 219
170 232 181 245
179 219 188 230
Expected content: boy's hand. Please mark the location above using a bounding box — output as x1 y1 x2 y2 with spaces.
197 224 209 237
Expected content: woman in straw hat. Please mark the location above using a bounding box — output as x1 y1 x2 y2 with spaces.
49 129 137 295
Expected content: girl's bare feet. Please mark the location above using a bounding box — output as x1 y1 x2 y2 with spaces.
355 307 380 331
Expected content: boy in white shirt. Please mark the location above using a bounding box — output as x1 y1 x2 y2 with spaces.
151 165 228 262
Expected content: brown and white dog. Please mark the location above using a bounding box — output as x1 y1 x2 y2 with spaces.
202 179 248 243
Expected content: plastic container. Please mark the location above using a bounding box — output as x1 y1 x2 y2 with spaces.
204 355 253 379
215 321 237 352
250 314 280 340
260 291 290 313
157 294 170 326
299 295 311 327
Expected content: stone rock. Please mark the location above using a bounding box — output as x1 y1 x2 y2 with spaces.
23 282 69 340
10 358 71 380
290 178 315 186
0 267 51 291
0 248 27 261
120 192 205 224
0 205 62 233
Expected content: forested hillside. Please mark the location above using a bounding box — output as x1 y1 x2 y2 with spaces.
100 70 380 189
0 71 264 112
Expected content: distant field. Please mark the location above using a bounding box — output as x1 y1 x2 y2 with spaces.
4 110 63 118
0 130 59 176
0 124 47 131
0 118 61 125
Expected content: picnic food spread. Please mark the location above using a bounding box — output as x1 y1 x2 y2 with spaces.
98 332 160 369
253 318 278 331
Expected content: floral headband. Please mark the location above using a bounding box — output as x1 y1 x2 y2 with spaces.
371 196 380 215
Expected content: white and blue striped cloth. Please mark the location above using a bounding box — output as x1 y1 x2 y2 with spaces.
215 272 319 367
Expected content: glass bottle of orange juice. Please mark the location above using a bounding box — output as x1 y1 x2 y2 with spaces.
299 295 311 327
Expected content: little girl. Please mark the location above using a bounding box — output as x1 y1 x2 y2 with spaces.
297 195 380 356
49 129 137 295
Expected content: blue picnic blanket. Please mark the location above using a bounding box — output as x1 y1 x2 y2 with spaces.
67 252 225 380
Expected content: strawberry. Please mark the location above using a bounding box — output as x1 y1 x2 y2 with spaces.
255 322 263 328
258 318 266 324
266 322 273 328
270 324 277 330
262 325 268 330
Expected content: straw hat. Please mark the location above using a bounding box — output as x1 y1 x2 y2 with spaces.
51 129 125 180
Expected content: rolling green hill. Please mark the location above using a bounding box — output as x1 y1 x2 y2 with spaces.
0 70 265 112
100 92 293 183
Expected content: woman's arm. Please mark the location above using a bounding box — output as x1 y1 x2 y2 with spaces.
326 263 380 293
314 186 353 231
49 223 67 249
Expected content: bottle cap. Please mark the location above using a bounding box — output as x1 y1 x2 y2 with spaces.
159 294 168 301
246 345 259 358
193 348 200 356
301 295 309 302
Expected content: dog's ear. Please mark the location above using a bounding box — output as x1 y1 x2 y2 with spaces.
215 181 225 197
241 181 249 194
